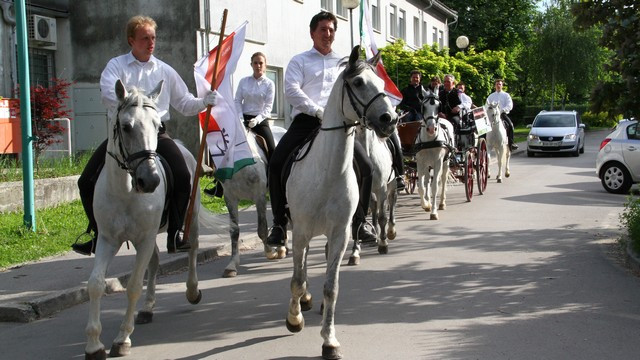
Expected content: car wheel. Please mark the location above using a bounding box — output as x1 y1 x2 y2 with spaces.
601 162 632 194
579 139 585 154
527 150 534 157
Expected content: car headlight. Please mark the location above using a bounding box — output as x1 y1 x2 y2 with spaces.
564 133 576 141
528 134 539 141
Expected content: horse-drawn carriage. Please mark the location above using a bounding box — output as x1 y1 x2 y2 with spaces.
397 105 490 202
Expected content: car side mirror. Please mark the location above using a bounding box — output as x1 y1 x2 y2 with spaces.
526 124 532 129
579 123 586 129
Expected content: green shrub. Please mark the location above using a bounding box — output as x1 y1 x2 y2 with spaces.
620 196 640 255
581 111 619 128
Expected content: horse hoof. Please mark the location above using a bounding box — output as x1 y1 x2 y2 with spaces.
497 178 502 183
322 344 343 359
223 269 237 278
438 204 446 210
378 245 388 255
286 316 305 333
430 214 439 220
187 289 202 304
387 230 396 240
85 349 107 360
109 342 131 357
276 246 287 259
135 310 153 324
422 206 431 212
301 297 313 312
348 256 360 266
265 250 278 260
505 172 510 178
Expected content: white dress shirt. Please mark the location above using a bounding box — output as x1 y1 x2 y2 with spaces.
459 92 473 112
486 90 513 114
100 52 205 121
234 75 275 124
284 47 343 119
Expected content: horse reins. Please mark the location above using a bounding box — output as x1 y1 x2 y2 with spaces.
107 102 159 177
320 79 388 132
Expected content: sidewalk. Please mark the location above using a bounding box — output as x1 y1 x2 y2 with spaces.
0 205 266 323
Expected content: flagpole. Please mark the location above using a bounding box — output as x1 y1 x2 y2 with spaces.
183 8 228 242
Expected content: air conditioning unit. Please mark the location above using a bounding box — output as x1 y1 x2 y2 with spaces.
28 15 57 46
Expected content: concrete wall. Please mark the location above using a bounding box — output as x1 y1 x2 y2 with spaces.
0 175 79 212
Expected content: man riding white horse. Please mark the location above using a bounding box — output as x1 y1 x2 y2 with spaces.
72 15 218 256
486 78 518 151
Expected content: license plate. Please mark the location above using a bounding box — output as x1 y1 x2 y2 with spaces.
542 141 561 146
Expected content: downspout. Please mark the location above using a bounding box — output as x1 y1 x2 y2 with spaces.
1 1 18 96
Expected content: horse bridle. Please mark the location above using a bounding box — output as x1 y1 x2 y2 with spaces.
320 79 388 132
107 101 159 177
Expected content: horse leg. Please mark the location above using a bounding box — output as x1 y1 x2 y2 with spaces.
185 205 201 304
496 147 505 183
85 238 118 359
110 239 156 357
430 164 441 220
320 227 349 360
505 148 511 178
487 152 492 178
377 197 389 255
416 161 431 211
438 164 448 211
286 235 310 333
223 198 241 278
386 187 397 241
348 237 361 266
256 195 278 260
135 245 159 325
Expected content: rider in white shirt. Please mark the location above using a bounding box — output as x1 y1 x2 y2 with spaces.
486 79 517 150
457 82 473 112
266 11 376 246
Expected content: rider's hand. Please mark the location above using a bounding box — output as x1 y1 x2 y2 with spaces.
315 108 324 120
247 115 262 128
202 90 218 107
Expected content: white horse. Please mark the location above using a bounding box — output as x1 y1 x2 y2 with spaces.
85 80 205 359
283 46 397 359
219 129 281 278
485 102 511 182
415 92 455 220
349 127 398 265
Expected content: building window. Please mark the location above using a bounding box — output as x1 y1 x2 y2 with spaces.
422 20 428 46
432 26 438 45
321 0 333 12
413 17 420 46
28 48 55 87
389 4 397 38
371 0 380 31
439 30 444 48
336 0 348 17
398 9 406 40
266 67 283 119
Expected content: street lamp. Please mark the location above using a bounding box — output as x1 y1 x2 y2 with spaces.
343 0 360 49
456 35 469 50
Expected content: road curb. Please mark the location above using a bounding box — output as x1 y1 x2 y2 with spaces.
0 236 263 323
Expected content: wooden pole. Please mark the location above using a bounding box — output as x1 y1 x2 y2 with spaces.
183 8 228 242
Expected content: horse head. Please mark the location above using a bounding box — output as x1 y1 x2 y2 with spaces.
486 101 502 126
341 46 397 138
110 79 163 193
421 91 441 137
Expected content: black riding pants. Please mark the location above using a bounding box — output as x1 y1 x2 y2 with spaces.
244 114 276 161
268 113 372 227
77 124 191 237
501 113 515 146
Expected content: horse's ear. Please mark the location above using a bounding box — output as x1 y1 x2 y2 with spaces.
148 80 164 101
349 45 360 66
369 50 381 68
115 80 126 101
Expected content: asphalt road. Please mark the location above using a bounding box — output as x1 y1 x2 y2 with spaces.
2 129 640 359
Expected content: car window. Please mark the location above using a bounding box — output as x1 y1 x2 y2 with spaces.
533 114 576 127
627 123 640 140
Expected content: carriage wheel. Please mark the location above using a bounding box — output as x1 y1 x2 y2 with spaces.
464 151 474 202
476 138 488 195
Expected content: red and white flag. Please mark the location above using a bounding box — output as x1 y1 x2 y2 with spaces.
194 21 254 181
360 0 403 105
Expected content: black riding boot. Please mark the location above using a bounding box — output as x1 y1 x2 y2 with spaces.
388 134 405 191
352 206 376 243
167 191 192 253
72 145 105 256
502 114 518 150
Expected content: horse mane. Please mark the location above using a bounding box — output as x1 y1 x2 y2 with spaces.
118 86 156 111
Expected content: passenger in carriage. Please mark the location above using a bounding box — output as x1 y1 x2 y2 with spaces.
398 70 427 123
427 75 443 94
457 82 473 113
438 74 462 134
72 15 219 256
486 79 518 151
265 11 378 246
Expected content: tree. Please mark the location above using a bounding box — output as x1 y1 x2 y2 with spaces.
13 79 73 170
442 0 537 52
525 3 608 110
572 0 640 118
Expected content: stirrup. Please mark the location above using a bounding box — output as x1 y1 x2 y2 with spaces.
71 232 96 256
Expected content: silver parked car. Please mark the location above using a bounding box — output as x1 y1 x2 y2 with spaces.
596 119 640 194
527 110 585 157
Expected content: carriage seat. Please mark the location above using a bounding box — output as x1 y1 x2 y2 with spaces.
397 121 422 153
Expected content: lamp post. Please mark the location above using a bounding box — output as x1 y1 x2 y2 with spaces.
456 35 469 52
343 0 360 49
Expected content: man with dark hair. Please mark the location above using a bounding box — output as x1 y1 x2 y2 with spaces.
266 11 377 247
398 70 427 123
486 79 518 150
428 75 443 93
438 74 462 135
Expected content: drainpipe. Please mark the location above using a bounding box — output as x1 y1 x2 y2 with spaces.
1 1 18 97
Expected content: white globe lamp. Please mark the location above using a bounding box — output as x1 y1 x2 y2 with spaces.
456 36 469 50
